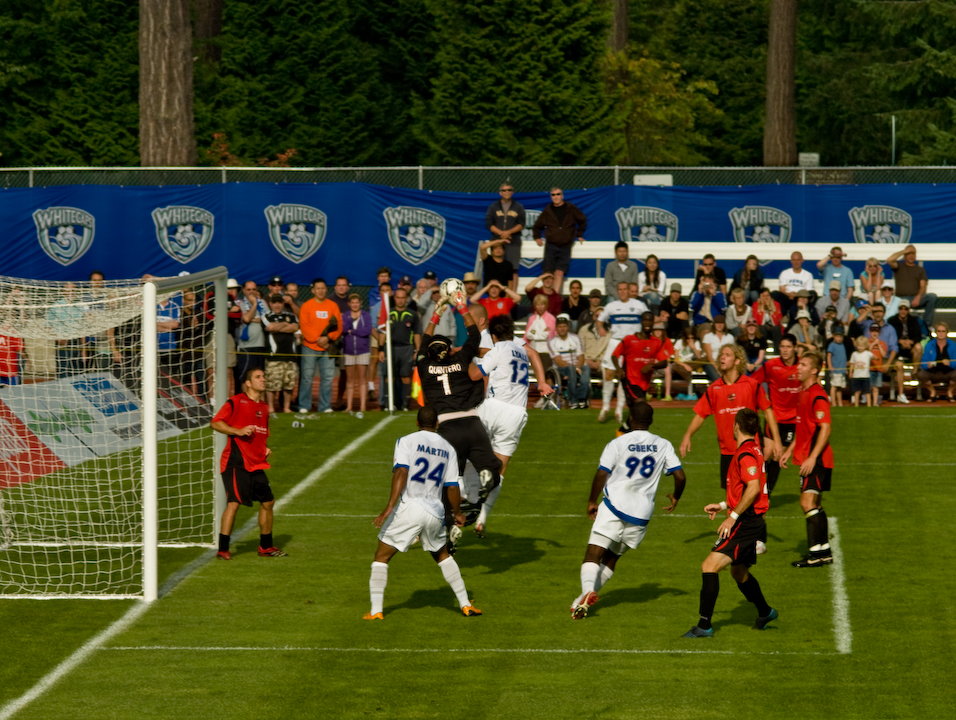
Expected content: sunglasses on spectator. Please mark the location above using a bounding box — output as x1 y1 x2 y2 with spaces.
702 261 714 266
501 188 514 192
551 192 562 196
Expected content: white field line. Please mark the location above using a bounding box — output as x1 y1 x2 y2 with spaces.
104 645 839 657
282 512 811 520
0 416 397 720
828 517 852 655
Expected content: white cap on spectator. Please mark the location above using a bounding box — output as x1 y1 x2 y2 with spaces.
227 278 240 288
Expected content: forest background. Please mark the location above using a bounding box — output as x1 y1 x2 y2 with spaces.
1 0 956 169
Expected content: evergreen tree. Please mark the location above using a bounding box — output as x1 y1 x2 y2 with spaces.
414 0 613 165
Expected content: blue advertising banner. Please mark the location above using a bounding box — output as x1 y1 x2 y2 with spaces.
1 182 954 283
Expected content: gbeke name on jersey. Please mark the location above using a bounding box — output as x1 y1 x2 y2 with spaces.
627 443 659 453
428 363 462 374
417 444 450 459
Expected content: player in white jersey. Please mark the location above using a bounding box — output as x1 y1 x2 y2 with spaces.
570 401 686 619
365 406 482 619
463 314 552 538
597 281 649 423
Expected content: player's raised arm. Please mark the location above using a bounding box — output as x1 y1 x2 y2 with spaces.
374 466 409 528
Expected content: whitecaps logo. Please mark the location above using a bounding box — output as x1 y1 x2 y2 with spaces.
264 204 327 264
151 206 215 264
519 210 542 270
614 206 678 243
33 207 95 266
383 206 446 266
848 205 912 244
728 206 792 243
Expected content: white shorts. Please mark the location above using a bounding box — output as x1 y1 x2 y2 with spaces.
378 499 447 553
478 398 528 457
830 373 846 388
602 338 622 371
588 501 648 556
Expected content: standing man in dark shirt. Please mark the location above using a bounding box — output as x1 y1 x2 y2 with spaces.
888 299 922 402
263 295 299 414
532 187 587 294
660 283 689 339
331 276 352 410
886 244 937 326
378 287 421 411
479 239 515 288
485 182 525 292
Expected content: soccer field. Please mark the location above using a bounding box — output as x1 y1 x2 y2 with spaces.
2 406 954 719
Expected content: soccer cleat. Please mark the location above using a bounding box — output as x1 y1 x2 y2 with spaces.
755 540 767 555
461 605 482 617
571 590 599 619
598 409 609 423
363 612 384 620
216 550 232 561
792 553 833 568
682 625 714 638
753 608 778 630
258 546 288 557
459 501 481 527
474 523 486 539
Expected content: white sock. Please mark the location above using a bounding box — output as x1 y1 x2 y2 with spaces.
579 561 601 600
438 557 470 608
369 561 388 615
594 563 614 592
615 384 625 414
602 378 615 410
476 477 503 527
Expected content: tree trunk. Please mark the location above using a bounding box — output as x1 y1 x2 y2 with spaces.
609 0 628 53
139 0 197 166
763 0 797 166
193 0 223 63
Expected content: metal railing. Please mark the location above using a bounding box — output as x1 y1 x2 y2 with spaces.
4 165 956 191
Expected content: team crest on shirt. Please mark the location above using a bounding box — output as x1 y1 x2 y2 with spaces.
747 465 757 476
615 206 679 243
152 205 215 264
519 210 542 269
264 204 327 264
33 207 96 266
728 393 736 402
728 206 792 243
816 410 826 420
848 205 912 244
383 206 446 266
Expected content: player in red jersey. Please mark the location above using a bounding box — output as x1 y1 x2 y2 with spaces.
683 408 777 638
750 333 801 494
680 344 782 489
611 312 670 402
211 367 287 560
780 351 834 568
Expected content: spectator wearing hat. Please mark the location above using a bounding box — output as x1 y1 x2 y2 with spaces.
577 288 604 330
887 244 938 326
827 324 848 406
266 275 285 306
730 254 764 304
690 275 726 327
817 246 855 301
790 308 816 346
263 294 300 414
396 276 419 314
736 319 767 375
485 181 525 291
752 287 783 347
701 315 735 381
786 289 819 330
560 279 587 330
917 321 956 402
725 288 754 338
816 304 841 348
525 272 564 318
637 254 667 314
532 187 587 293
462 272 481 305
888 299 921 402
774 251 816 313
423 270 438 288
815 281 851 325
859 257 886 306
479 237 515 288
549 314 590 408
603 241 640 298
471 279 521 321
660 283 689 339
877 280 901 319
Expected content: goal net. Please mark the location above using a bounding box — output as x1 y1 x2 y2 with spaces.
0 268 228 599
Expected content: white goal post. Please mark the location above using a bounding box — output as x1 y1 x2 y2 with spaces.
0 267 228 601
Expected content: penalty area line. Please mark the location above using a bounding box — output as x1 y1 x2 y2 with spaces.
0 416 398 720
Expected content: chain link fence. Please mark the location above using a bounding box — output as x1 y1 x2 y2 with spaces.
5 165 956 191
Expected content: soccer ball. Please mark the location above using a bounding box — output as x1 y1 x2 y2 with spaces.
439 277 466 302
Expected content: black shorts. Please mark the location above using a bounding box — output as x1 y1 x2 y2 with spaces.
222 464 274 506
437 415 502 477
778 423 796 448
712 512 765 567
391 345 415 377
801 464 832 494
543 243 572 274
622 378 647 403
720 454 733 489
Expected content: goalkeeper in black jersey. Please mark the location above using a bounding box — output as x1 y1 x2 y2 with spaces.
417 292 501 550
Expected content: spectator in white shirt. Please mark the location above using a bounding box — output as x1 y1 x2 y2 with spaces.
701 315 736 381
877 280 901 319
725 288 754 338
637 253 667 315
773 250 816 313
549 314 590 408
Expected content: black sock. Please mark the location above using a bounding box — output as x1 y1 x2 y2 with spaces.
806 509 829 550
698 572 719 630
219 533 230 552
766 459 780 495
737 574 772 617
260 533 273 549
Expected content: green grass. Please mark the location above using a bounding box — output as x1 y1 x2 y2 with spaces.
2 407 955 719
